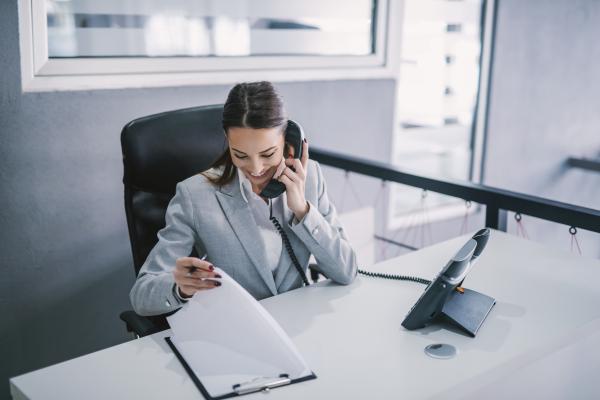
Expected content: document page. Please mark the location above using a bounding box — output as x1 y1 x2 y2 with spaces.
167 268 312 397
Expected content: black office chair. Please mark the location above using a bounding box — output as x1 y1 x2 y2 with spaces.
119 104 227 337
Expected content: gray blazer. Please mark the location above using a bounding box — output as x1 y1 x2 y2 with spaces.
130 160 358 316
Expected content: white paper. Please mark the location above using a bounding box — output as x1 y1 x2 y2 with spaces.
167 268 312 397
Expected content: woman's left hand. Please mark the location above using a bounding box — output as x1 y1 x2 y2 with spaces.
278 139 310 220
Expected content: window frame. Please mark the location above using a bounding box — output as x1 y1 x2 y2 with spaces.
19 0 402 92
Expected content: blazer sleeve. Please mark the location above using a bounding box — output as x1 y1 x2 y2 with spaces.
129 181 201 316
289 162 358 285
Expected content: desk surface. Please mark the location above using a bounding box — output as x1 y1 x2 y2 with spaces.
10 231 600 399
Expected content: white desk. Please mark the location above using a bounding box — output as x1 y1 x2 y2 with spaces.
10 231 600 399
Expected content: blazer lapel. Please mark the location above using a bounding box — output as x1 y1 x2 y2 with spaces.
215 178 278 296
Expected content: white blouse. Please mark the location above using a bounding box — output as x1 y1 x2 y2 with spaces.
237 169 284 273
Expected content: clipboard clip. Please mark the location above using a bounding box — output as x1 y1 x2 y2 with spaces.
233 374 291 395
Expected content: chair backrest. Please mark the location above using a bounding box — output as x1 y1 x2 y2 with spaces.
120 105 227 275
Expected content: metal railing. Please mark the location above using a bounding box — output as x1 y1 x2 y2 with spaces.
310 147 600 234
567 157 600 173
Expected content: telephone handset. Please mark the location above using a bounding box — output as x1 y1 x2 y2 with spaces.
259 120 305 199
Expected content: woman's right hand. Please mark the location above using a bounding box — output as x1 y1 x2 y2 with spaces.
173 256 222 298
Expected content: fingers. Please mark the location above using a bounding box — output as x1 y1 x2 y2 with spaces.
278 164 308 217
176 256 216 277
174 256 222 296
181 277 221 289
175 265 220 280
176 256 213 272
178 279 221 297
179 268 221 280
277 174 295 191
278 172 303 194
283 159 305 181
174 257 223 298
273 157 287 179
281 168 301 186
301 139 308 169
288 138 308 160
176 267 221 283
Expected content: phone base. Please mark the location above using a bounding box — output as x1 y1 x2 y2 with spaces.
440 288 496 337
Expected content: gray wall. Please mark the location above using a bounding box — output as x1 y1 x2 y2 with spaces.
0 1 395 398
484 0 600 256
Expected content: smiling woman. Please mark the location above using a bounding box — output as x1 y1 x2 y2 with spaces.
204 81 288 188
129 81 358 316
228 128 285 190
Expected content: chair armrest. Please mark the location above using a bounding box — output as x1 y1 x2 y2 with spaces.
119 310 165 338
309 263 323 283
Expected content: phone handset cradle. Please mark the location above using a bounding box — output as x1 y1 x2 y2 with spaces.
440 287 496 337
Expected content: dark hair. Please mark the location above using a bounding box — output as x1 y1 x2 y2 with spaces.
205 81 287 186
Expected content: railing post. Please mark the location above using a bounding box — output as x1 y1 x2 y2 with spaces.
497 209 508 231
485 205 507 231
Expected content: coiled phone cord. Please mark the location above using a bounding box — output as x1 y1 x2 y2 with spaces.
269 200 429 287
269 200 311 286
357 270 431 285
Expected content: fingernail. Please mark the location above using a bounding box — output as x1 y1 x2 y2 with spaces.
209 265 214 271
303 138 307 143
215 274 222 278
214 281 222 286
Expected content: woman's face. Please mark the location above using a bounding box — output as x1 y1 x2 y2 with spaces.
227 126 285 189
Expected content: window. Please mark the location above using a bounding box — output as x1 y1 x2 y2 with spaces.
389 0 495 230
19 0 398 91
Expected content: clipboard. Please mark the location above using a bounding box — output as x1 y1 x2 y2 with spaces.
165 268 317 399
166 337 317 399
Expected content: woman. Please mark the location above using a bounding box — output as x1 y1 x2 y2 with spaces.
130 81 357 316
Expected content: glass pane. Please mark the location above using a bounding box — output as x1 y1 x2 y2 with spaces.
391 0 484 222
46 0 376 58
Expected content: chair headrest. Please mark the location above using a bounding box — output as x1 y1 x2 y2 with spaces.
121 105 227 194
